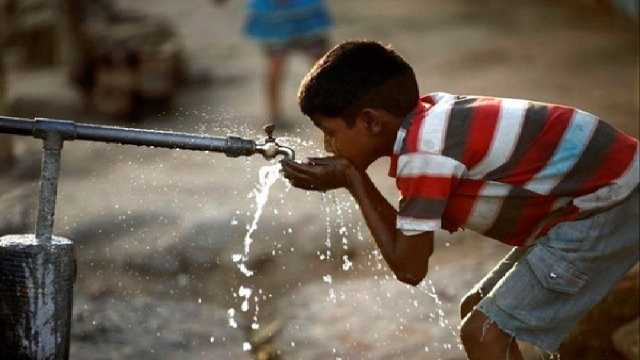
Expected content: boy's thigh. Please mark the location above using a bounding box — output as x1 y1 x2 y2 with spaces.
476 191 639 352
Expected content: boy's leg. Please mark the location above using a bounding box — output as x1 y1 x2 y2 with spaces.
463 190 639 358
265 52 286 126
461 310 523 360
459 248 529 360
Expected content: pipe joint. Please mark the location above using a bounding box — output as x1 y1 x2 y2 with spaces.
33 118 77 141
224 136 256 158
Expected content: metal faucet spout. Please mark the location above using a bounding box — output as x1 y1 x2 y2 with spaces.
254 124 295 161
255 141 295 161
276 145 295 161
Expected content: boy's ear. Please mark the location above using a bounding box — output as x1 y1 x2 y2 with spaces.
359 108 384 135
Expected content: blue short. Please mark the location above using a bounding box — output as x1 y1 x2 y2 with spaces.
244 2 333 45
474 189 639 352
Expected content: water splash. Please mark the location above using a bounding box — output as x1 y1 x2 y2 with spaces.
239 286 252 312
227 308 238 328
227 163 282 340
319 193 333 261
231 163 282 277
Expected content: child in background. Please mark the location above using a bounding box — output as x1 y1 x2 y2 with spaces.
282 40 639 359
215 0 333 130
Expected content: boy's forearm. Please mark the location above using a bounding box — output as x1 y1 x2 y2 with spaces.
345 167 408 272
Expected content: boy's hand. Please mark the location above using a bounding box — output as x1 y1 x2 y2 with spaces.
281 157 355 191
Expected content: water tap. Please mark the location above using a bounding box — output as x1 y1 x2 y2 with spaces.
255 124 295 161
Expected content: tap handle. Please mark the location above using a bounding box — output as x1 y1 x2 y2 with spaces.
264 124 275 142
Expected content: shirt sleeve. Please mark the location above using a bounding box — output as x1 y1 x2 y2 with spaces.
395 152 466 235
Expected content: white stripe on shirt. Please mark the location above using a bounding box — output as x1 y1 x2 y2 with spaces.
393 128 407 154
418 94 456 154
397 152 467 178
464 182 512 233
397 216 441 234
429 92 455 103
468 99 528 178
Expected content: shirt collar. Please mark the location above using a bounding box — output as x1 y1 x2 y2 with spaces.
387 93 451 177
388 101 422 177
392 103 420 155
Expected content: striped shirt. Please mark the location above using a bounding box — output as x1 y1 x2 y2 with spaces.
390 92 639 246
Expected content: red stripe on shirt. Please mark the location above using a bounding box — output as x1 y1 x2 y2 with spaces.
389 155 398 177
500 106 574 186
507 195 557 245
397 176 460 199
462 98 501 168
577 131 638 195
442 179 486 230
537 204 581 238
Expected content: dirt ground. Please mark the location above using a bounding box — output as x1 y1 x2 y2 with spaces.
1 0 638 359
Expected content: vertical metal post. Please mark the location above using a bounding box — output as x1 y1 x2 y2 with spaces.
35 132 63 242
0 132 75 360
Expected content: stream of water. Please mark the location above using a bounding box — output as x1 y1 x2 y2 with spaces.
231 163 282 278
227 163 283 346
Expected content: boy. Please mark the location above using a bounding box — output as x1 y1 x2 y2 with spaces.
281 40 639 359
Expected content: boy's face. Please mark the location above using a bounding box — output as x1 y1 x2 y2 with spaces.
311 114 380 170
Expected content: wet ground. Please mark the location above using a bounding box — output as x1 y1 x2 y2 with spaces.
1 0 638 359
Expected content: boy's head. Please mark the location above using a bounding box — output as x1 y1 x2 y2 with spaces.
297 40 419 169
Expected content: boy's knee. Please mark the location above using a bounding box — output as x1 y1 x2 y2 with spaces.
460 310 511 352
460 290 483 320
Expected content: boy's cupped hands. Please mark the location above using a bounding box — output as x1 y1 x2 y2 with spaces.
281 157 355 191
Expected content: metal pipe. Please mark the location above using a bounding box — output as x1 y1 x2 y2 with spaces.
0 115 34 136
73 123 255 156
35 132 63 243
0 116 295 160
29 117 257 157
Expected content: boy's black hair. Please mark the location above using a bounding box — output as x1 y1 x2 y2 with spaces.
298 40 419 127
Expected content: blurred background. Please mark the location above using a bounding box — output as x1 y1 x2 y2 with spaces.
0 0 638 359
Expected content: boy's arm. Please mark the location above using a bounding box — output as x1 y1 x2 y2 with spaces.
282 158 433 286
348 164 434 285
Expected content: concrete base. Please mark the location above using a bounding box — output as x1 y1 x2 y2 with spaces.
0 234 75 360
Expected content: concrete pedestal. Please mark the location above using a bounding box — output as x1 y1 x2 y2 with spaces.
0 234 75 360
